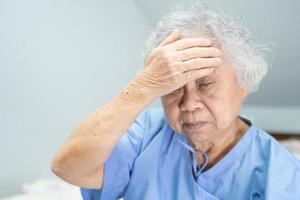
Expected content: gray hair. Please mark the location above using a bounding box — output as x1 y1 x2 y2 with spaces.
144 1 271 94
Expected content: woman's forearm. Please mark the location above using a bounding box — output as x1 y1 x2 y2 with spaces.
51 78 154 182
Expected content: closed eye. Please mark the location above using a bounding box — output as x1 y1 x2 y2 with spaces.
198 81 214 89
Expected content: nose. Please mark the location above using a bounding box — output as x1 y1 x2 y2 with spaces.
179 82 205 112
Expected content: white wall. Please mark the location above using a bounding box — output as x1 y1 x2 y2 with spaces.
0 0 151 197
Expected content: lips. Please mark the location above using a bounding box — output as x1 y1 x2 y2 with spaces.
182 121 207 132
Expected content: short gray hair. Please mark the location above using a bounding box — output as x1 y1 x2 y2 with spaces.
144 1 271 94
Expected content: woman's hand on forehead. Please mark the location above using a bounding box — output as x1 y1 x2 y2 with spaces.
131 30 221 100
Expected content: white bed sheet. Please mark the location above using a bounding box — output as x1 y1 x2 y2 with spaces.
1 178 81 200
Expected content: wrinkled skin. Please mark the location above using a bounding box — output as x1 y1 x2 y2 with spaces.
161 55 249 168
133 29 222 99
134 30 248 168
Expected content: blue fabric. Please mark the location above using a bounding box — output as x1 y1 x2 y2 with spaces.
80 107 300 200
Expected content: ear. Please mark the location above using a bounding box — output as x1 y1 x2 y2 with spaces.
239 86 248 98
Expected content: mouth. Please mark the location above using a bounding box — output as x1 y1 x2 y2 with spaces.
182 121 208 132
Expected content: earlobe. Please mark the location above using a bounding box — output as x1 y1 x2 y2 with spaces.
238 86 247 98
241 87 247 97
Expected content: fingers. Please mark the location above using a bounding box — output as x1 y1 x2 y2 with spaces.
177 47 221 61
182 67 215 83
158 29 181 47
171 38 212 51
179 57 221 72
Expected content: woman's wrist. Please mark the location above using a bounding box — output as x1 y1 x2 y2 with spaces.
116 77 156 108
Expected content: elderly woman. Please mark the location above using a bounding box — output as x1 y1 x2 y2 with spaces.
51 3 300 200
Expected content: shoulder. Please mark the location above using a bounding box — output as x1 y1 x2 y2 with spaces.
143 107 167 129
252 125 300 171
118 106 168 151
139 106 169 146
249 126 300 197
133 106 167 133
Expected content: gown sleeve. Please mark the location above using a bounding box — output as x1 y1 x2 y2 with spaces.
263 139 300 199
80 108 153 200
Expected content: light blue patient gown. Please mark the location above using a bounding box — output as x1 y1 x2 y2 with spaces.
80 107 300 200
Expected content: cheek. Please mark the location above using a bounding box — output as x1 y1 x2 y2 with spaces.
211 90 243 129
200 89 228 128
204 100 227 129
161 98 182 132
213 106 232 129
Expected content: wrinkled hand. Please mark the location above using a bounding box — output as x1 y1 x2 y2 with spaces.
135 30 222 99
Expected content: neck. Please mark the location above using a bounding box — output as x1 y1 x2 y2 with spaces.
190 117 249 170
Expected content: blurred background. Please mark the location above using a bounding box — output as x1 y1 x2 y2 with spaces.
1 0 299 199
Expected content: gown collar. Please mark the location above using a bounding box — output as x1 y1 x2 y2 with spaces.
172 116 257 182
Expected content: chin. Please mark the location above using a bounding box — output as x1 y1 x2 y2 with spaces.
185 130 211 137
185 131 216 144
185 126 216 137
